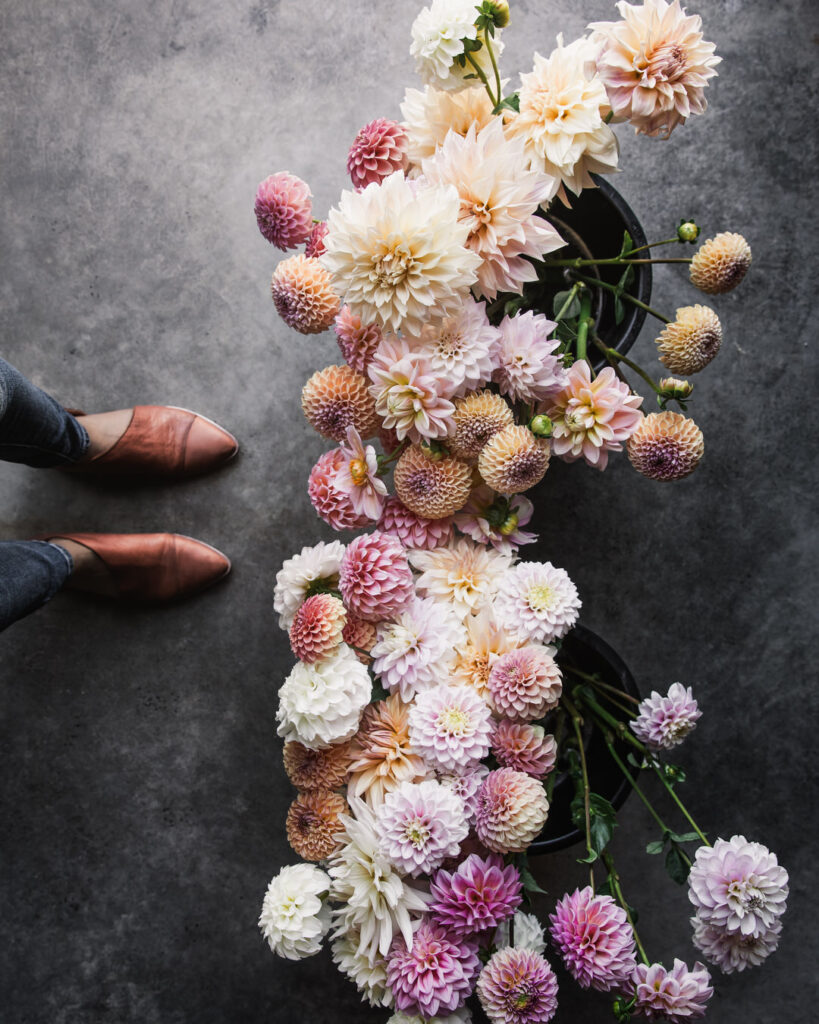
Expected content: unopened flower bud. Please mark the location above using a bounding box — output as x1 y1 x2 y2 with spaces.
677 220 700 243
529 414 553 438
499 512 519 536
419 439 446 461
658 377 694 400
487 1 510 27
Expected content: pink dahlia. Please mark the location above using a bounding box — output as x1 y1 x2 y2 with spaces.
347 118 408 190
386 920 479 1019
334 305 382 375
691 915 782 974
488 646 562 723
304 220 329 257
379 496 454 551
254 171 313 250
339 531 414 622
492 311 567 404
476 946 559 1024
494 561 581 644
492 721 557 780
547 361 643 470
368 336 456 442
334 426 388 521
308 449 370 532
408 684 494 772
631 682 701 751
475 768 549 854
437 764 489 826
633 959 713 1022
271 254 340 334
342 614 377 661
549 887 637 992
289 593 347 663
687 836 789 938
376 778 468 877
431 854 523 938
455 488 536 556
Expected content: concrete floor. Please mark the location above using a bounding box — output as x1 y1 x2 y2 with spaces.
1 0 816 1021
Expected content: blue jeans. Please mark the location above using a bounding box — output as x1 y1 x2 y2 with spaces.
0 357 90 632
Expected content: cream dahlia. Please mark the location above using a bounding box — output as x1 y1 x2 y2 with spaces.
271 254 340 334
401 84 496 166
376 778 469 876
259 863 331 960
627 410 704 480
331 921 393 1008
368 335 456 442
656 305 722 374
690 232 752 294
475 768 549 854
273 539 346 629
495 910 547 955
478 425 551 494
410 538 513 619
347 118 408 190
409 684 494 772
348 694 430 806
492 311 567 404
254 171 313 250
339 531 415 622
494 561 581 643
410 0 501 93
452 607 523 698
372 596 464 701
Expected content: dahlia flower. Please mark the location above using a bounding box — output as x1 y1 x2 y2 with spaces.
308 448 370 532
437 764 489 825
590 0 721 137
476 946 559 1024
410 0 501 94
274 539 346 629
549 886 637 991
430 854 523 937
691 915 782 974
627 410 704 480
276 643 371 749
331 921 393 1008
410 538 513 619
334 305 382 374
547 361 643 470
304 219 328 257
492 311 568 404
631 682 701 750
393 445 473 519
301 363 380 442
633 959 713 1022
452 606 522 697
333 427 388 521
408 684 494 772
421 121 563 299
376 778 469 876
506 35 619 201
289 592 347 663
371 596 465 701
339 531 415 622
475 768 550 854
387 920 480 1019
656 304 722 374
321 171 481 335
478 425 551 494
495 910 547 955
368 335 456 442
258 863 331 960
401 84 496 166
488 646 562 722
285 789 347 861
348 694 429 806
494 561 581 644
492 721 557 779
379 496 454 551
271 254 340 334
347 118 408 190
449 391 515 462
690 232 752 294
687 836 789 938
387 1012 472 1024
456 488 537 555
254 171 313 250
282 739 352 791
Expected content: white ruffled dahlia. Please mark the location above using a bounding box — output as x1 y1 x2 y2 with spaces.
273 540 346 629
376 778 469 877
409 684 494 772
495 909 547 955
691 915 782 974
368 335 457 441
331 918 394 1008
410 0 502 93
259 863 331 960
401 84 496 166
492 310 568 404
494 561 581 643
631 682 701 750
410 538 513 620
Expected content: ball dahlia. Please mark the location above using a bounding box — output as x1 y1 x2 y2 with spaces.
254 171 313 250
289 592 347 663
339 531 415 622
348 694 429 806
376 778 469 877
633 959 713 1022
494 561 581 644
368 336 457 442
689 232 752 294
342 614 378 659
334 305 382 374
431 854 523 938
492 721 557 779
449 391 514 462
476 946 559 1024
387 920 480 1020
347 118 408 190
259 863 331 960
478 425 551 494
549 886 637 991
282 739 352 791
271 254 340 334
285 789 348 861
274 539 346 629
631 682 701 751
626 410 704 481
378 496 454 551
488 646 563 722
656 305 722 374
408 684 494 772
691 915 782 974
492 311 567 404
394 445 473 519
302 364 380 442
475 768 549 854
308 448 370 532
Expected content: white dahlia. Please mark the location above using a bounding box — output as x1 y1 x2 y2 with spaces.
410 0 503 93
375 777 469 876
401 85 496 166
492 310 568 403
421 120 563 300
494 561 582 643
258 863 331 960
331 916 394 1008
410 538 513 620
495 909 547 955
691 916 782 974
321 171 481 335
368 335 456 442
387 1011 473 1024
273 540 346 629
408 684 494 772
276 643 371 749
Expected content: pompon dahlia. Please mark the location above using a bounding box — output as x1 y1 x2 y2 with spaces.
301 364 380 442
334 305 382 374
379 495 454 551
339 531 415 622
633 959 713 1022
492 311 568 405
308 449 370 532
479 425 551 494
475 768 549 854
547 361 643 469
456 488 537 555
348 118 408 190
254 171 313 250
656 305 722 374
488 647 562 722
411 538 513 620
368 336 456 442
289 592 347 663
627 410 704 481
387 920 480 1020
492 721 557 779
394 445 472 518
449 391 514 462
285 789 348 861
282 739 352 791
687 836 789 938
348 694 430 806
431 854 523 938
691 915 782 974
304 219 329 258
271 254 340 334
631 682 701 750
408 684 494 772
343 614 378 661
477 947 559 1024
589 0 721 138
401 83 496 166
274 540 346 629
452 607 522 698
331 922 393 1008
549 887 637 991
376 778 469 877
494 561 581 644
259 862 331 960
690 232 752 294
321 171 481 335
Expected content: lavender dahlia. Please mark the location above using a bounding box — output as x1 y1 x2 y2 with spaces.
632 959 713 1022
387 920 480 1019
691 915 782 974
549 887 637 992
430 853 523 937
631 682 701 751
476 946 559 1024
408 684 494 772
376 778 469 876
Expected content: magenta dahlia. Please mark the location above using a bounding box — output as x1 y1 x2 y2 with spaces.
308 449 370 532
633 959 713 1022
347 118 408 190
549 887 636 992
475 768 549 854
386 920 479 1019
338 531 414 622
492 721 557 780
487 646 562 722
379 496 454 551
476 946 559 1024
254 171 313 250
430 853 523 938
334 305 382 375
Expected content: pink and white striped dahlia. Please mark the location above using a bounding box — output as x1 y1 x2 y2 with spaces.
487 646 563 722
368 335 457 442
494 561 581 644
289 593 347 663
475 768 549 854
254 171 313 250
347 118 408 190
408 684 494 772
431 853 523 938
633 959 713 1022
308 449 370 532
339 531 415 622
378 496 454 551
492 721 557 780
476 946 559 1024
376 778 469 877
691 915 782 974
492 311 568 404
631 682 701 751
387 920 480 1019
549 887 637 992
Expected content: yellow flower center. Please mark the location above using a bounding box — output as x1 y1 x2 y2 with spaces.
403 817 430 848
437 706 470 736
528 583 555 612
370 242 414 288
349 458 369 486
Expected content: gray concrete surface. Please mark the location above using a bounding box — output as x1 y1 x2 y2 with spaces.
1 0 817 1020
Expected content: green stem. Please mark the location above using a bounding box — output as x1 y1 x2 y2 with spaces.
376 439 409 472
465 52 496 106
625 237 682 257
546 257 693 267
572 714 596 890
575 290 593 363
603 735 674 837
545 709 566 804
553 282 581 323
602 852 650 966
483 31 502 107
572 272 670 324
579 693 645 753
564 667 640 705
564 667 636 718
592 335 664 396
651 764 711 847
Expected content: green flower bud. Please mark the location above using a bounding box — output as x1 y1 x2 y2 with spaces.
529 414 553 438
499 511 519 536
658 376 694 400
488 1 510 27
678 220 700 243
419 439 446 461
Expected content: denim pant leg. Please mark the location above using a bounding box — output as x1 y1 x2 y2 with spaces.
0 541 73 632
0 357 89 467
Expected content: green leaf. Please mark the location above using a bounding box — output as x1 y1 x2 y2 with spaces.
626 752 643 770
520 865 548 895
597 875 614 898
370 681 389 702
552 289 581 320
668 831 701 844
493 92 520 114
646 839 666 855
665 844 690 885
504 297 524 317
618 230 633 258
614 296 625 325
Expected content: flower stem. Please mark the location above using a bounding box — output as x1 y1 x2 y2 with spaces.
575 289 593 362
571 272 670 324
578 693 645 752
602 851 650 966
591 335 664 395
546 257 693 267
571 713 596 890
564 667 640 705
483 31 502 108
650 764 711 847
376 439 409 473
545 708 566 804
564 667 637 718
625 237 682 257
603 734 674 837
554 282 582 322
466 52 497 106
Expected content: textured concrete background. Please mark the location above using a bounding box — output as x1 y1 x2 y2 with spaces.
1 0 817 1021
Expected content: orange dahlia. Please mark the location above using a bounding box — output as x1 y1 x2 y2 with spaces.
301 364 380 441
347 694 429 806
285 789 348 861
271 254 340 334
448 390 515 461
282 739 352 791
393 445 473 518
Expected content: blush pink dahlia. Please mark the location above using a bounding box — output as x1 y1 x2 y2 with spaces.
494 561 581 644
254 171 313 250
633 959 713 1022
368 336 456 442
289 593 347 663
431 854 523 938
476 946 559 1024
304 220 329 257
334 426 388 521
455 488 537 556
308 449 370 532
492 721 557 780
549 887 637 992
376 778 469 876
347 118 408 190
386 920 480 1020
691 915 782 974
408 684 494 772
437 764 489 825
631 682 701 751
339 531 415 623
475 768 549 854
334 305 382 374
488 646 562 722
271 254 341 334
379 496 454 551
492 312 568 404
